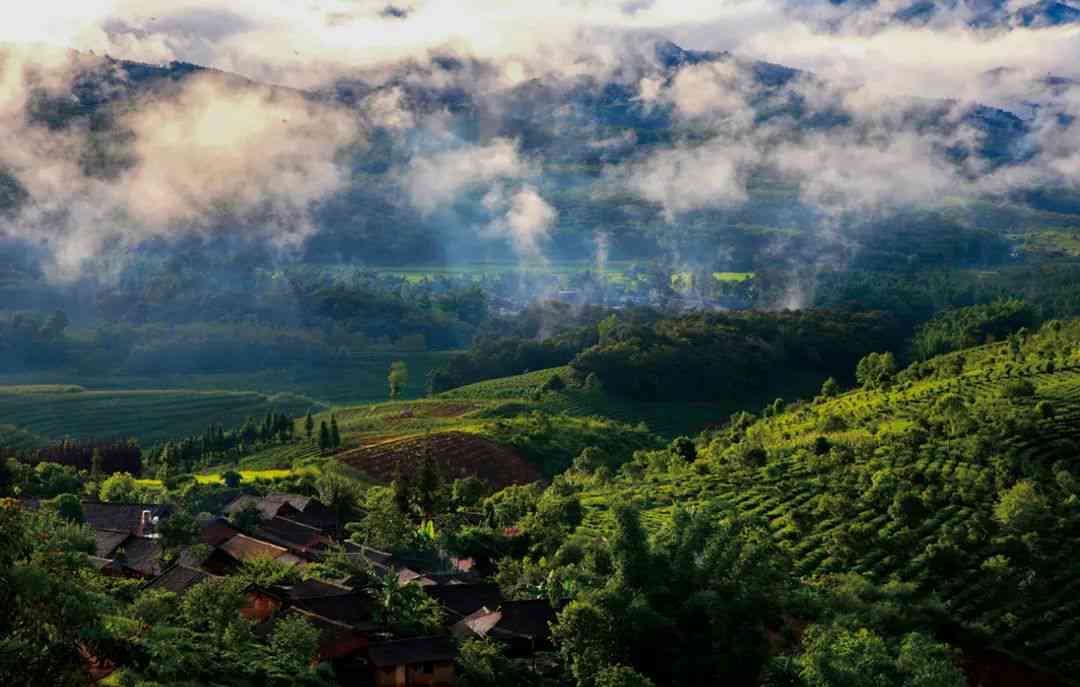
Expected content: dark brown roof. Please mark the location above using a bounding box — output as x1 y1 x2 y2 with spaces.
145 565 217 595
218 534 289 562
94 528 131 558
225 495 278 520
225 492 311 516
285 578 353 600
344 544 472 586
423 583 505 618
82 502 171 532
194 488 245 515
192 547 241 575
367 636 457 667
400 570 478 586
117 536 165 577
199 518 239 547
254 517 328 554
86 555 122 572
292 592 382 632
265 492 314 511
93 528 164 576
285 504 338 532
485 600 557 640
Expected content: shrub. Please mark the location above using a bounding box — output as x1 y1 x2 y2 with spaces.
994 481 1047 531
1001 379 1036 399
820 377 841 398
819 414 848 433
541 374 567 393
856 352 898 390
669 436 697 462
813 436 832 456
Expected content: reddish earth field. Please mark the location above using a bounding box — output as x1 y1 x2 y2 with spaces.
337 431 542 489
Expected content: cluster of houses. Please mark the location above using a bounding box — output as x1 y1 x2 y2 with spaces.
23 491 557 686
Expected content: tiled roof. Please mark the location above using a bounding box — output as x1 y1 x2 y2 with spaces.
423 583 505 618
219 534 289 562
224 493 336 531
117 536 165 577
400 570 477 586
224 495 279 520
264 492 314 511
199 518 239 546
145 565 217 595
367 636 457 667
193 547 241 575
451 600 558 651
286 578 353 600
254 516 328 554
292 592 382 631
82 502 170 532
483 599 557 640
86 555 122 573
93 528 164 576
94 528 131 558
193 488 244 515
453 608 504 639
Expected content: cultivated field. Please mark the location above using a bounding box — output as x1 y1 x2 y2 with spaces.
0 387 318 446
338 431 542 488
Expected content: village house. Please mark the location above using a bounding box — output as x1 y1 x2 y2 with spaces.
422 583 506 622
367 636 457 687
451 599 558 655
145 564 219 596
247 578 386 657
225 492 340 534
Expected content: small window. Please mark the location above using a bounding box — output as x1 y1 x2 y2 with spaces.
417 661 435 674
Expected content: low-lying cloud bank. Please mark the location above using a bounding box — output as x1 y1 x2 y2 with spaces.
0 46 361 276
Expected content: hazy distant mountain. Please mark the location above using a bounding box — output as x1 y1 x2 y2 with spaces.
0 39 1073 273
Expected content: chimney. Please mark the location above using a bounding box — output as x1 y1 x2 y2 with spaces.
137 509 152 537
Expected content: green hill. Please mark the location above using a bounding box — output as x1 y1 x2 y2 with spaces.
577 319 1080 679
441 365 812 438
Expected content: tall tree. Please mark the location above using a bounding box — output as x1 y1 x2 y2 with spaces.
330 415 342 449
304 411 315 441
318 421 330 453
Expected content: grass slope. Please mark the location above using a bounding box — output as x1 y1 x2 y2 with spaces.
443 365 820 438
0 387 319 446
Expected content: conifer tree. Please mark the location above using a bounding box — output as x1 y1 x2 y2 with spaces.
305 411 315 441
330 415 341 449
319 421 331 453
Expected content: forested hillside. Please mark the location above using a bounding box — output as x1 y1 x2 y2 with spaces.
574 318 1080 680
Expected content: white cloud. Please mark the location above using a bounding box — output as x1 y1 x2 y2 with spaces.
616 141 759 220
403 138 532 213
0 48 360 277
483 184 558 258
